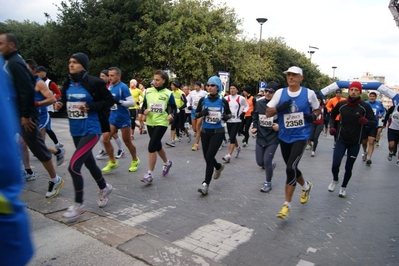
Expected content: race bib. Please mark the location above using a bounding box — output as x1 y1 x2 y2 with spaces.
259 114 273 127
283 112 305 128
67 101 88 119
150 103 164 114
193 100 199 108
372 108 377 115
110 104 118 111
205 111 221 124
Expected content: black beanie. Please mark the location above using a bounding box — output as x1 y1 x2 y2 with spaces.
243 86 252 94
101 69 109 76
172 80 182 88
71 52 89 70
266 81 280 91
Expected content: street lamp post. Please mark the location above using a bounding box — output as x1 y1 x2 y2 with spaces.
307 50 315 62
332 66 337 79
307 45 319 62
256 18 267 93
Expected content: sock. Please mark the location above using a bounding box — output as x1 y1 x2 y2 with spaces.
147 170 152 175
25 168 33 175
52 175 60 183
284 201 291 208
115 137 123 150
302 182 309 190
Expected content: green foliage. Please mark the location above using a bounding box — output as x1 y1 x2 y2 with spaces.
0 0 336 90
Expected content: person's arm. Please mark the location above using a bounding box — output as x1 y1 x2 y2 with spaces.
383 106 395 127
36 80 56 107
329 102 340 129
252 102 259 130
181 93 187 109
49 81 61 99
363 103 377 128
85 78 114 112
326 98 334 112
241 96 249 113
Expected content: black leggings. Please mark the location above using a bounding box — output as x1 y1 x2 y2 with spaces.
309 123 324 152
239 116 252 143
331 140 360 188
129 109 138 130
200 131 224 185
227 122 240 143
279 140 306 186
255 143 278 182
147 125 167 153
69 134 106 204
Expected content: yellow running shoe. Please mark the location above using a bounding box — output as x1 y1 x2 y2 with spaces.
300 181 312 204
192 143 199 151
128 158 140 172
101 161 119 173
277 204 290 220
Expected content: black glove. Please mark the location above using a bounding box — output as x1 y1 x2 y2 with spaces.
239 112 245 120
196 108 209 118
187 106 193 111
222 114 232 122
113 97 121 105
276 100 291 112
304 113 317 122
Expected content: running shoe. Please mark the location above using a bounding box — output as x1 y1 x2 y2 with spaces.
187 133 191 143
376 140 379 147
300 181 312 204
24 171 36 181
45 177 64 198
388 152 394 161
306 144 312 150
362 152 367 161
166 140 176 147
143 129 147 134
243 142 248 148
222 154 231 163
192 143 199 151
128 158 140 172
396 160 399 167
277 204 290 220
62 203 86 219
338 187 346 198
97 183 113 208
198 182 208 195
212 164 225 180
141 173 153 184
56 148 65 166
96 150 108 160
162 160 173 176
311 151 315 157
366 159 372 166
55 142 64 149
115 149 125 159
235 146 242 158
328 180 339 192
260 182 272 193
101 161 119 173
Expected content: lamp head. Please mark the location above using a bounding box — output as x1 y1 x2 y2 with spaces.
256 18 268 25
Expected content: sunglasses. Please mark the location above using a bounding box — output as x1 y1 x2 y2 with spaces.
265 90 275 94
206 84 218 88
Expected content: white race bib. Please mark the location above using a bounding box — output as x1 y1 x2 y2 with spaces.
150 103 164 114
67 101 88 119
283 112 305 128
259 114 273 127
205 111 221 124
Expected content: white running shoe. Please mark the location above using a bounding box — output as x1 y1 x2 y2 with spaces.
62 203 86 219
222 154 231 163
235 146 242 158
338 187 346 198
328 180 339 192
55 142 64 149
98 183 113 208
96 150 108 160
46 177 64 198
56 148 65 166
115 149 125 159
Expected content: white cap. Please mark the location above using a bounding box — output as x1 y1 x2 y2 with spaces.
283 66 303 76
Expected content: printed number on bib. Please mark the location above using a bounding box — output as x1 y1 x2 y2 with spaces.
259 114 273 127
67 102 88 119
150 103 164 114
283 112 304 128
205 111 221 124
193 100 199 109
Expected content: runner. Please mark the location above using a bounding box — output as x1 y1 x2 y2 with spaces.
251 81 280 192
140 70 175 184
128 79 144 139
187 81 207 151
383 105 399 165
266 66 320 219
222 83 248 163
196 76 232 195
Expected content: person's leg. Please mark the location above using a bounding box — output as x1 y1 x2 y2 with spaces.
243 117 252 145
366 128 377 163
201 132 224 185
331 140 347 182
263 144 278 183
341 143 361 189
312 124 324 152
112 133 123 151
120 126 138 161
103 126 117 163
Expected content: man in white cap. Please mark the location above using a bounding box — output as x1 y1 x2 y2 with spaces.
266 66 320 219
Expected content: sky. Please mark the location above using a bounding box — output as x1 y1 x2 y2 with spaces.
1 0 399 85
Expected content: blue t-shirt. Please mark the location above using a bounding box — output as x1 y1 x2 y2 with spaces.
277 88 311 143
66 81 101 136
201 96 224 130
365 100 385 127
34 76 48 114
0 56 34 266
109 82 131 126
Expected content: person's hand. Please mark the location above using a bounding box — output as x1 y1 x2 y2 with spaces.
222 114 232 122
272 123 279 131
21 117 36 132
80 104 89 113
144 109 150 115
251 128 257 134
304 113 317 122
54 102 63 111
167 114 174 121
113 97 121 105
358 116 368 125
199 108 209 117
187 106 193 111
329 127 337 135
276 99 291 112
239 112 245 120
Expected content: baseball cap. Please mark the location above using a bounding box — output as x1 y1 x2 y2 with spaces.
37 66 47 72
283 66 303 76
